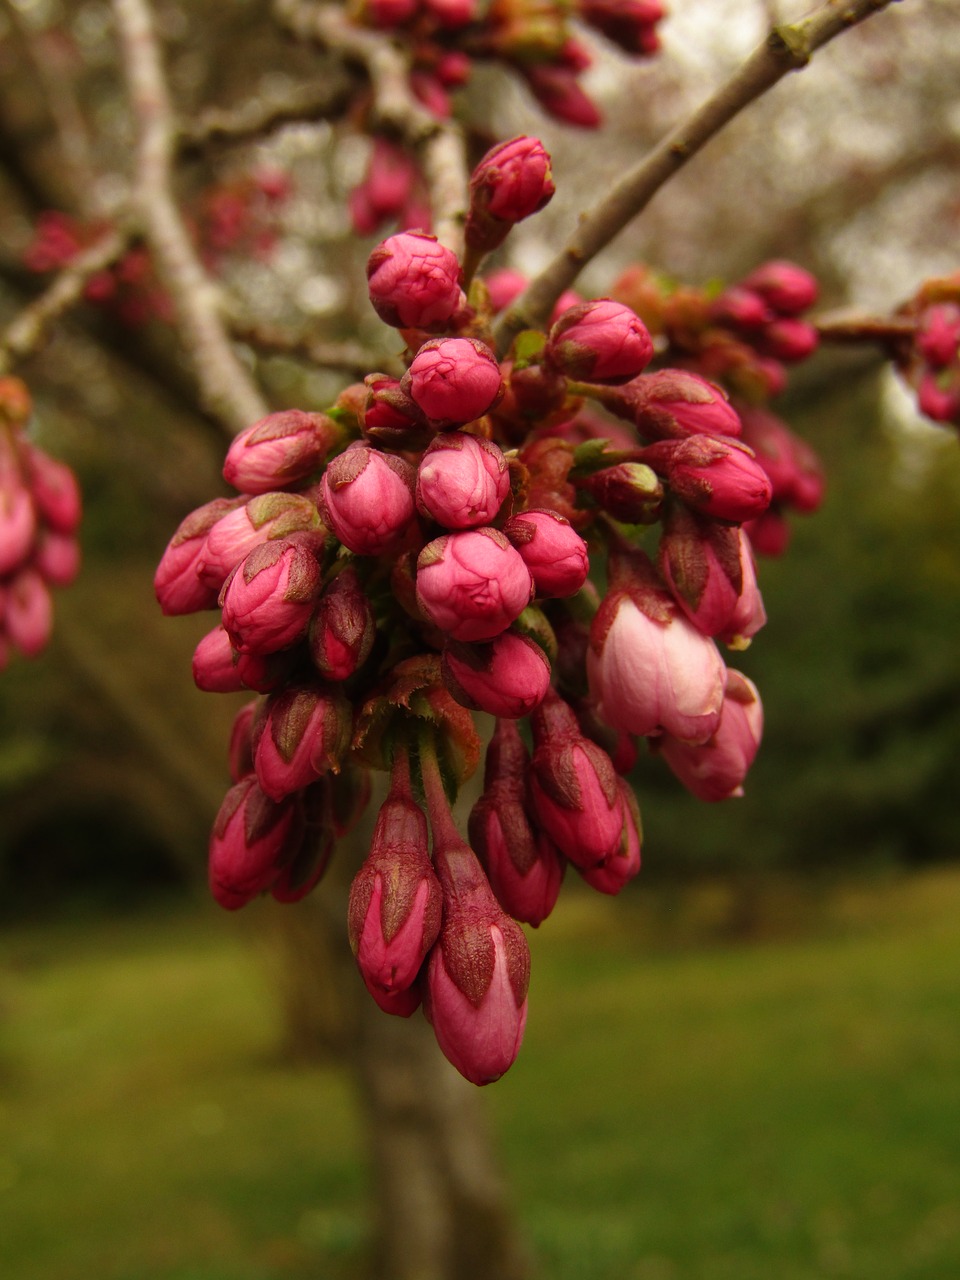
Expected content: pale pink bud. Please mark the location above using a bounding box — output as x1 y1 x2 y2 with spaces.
917 304 960 369
416 431 509 528
320 443 417 555
465 136 555 253
192 624 246 693
528 692 624 867
348 792 442 1008
484 267 528 314
546 299 654 385
308 565 375 680
659 670 763 802
222 410 342 495
416 528 533 641
34 529 80 587
198 492 321 588
403 337 503 428
220 537 323 654
742 260 819 316
208 777 301 909
587 592 726 743
625 369 742 441
425 845 530 1085
155 497 239 616
503 508 589 598
25 445 82 534
579 779 642 895
5 568 53 657
366 231 463 331
641 435 772 523
0 483 36 575
252 685 351 801
442 632 551 718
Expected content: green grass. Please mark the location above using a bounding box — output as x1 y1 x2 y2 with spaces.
2 871 960 1280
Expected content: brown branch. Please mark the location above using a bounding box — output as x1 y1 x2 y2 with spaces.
112 0 268 435
493 0 903 354
233 321 399 380
274 1 469 255
815 311 916 358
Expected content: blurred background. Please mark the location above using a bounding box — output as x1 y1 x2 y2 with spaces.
1 1 959 1278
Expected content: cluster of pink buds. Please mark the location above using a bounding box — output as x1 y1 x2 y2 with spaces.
196 167 293 269
895 279 960 430
160 135 789 1086
0 378 82 668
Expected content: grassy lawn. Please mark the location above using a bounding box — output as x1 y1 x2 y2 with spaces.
1 869 959 1280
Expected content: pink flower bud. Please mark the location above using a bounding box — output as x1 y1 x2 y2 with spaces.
403 337 503 428
587 590 726 743
228 700 257 782
416 431 509 528
233 646 299 694
523 65 602 129
546 299 654 385
741 260 819 316
528 691 624 867
578 462 663 525
465 136 555 253
469 719 565 927
416 528 533 641
484 267 528 314
503 508 589 598
738 406 824 512
5 568 52 657
198 492 321 588
710 286 771 330
348 792 442 1008
208 777 301 909
579 0 664 55
423 0 479 28
425 845 530 1085
24 445 82 534
320 443 417 556
366 231 463 331
659 513 766 644
917 304 960 369
640 435 772 523
917 371 960 423
0 482 36 576
308 565 375 680
155 497 239 616
252 684 351 801
192 625 246 692
760 318 819 362
442 632 551 718
270 787 336 903
578 779 642 895
220 536 323 655
349 137 418 236
222 410 343 495
34 529 80 587
361 375 428 448
743 508 791 558
625 369 742 440
659 670 763 802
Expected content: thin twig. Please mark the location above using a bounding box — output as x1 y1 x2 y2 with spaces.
234 320 396 379
493 0 902 354
113 0 268 435
177 76 359 157
816 311 916 350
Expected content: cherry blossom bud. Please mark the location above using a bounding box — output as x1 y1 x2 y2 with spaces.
349 137 418 235
253 685 351 801
659 511 766 644
222 410 342 495
403 337 503 428
442 632 551 718
546 299 654 385
503 508 589 598
192 625 246 693
208 777 301 910
659 670 763 802
484 267 528 313
579 1 664 55
198 492 321 588
228 700 257 782
710 286 771 329
220 537 323 655
348 791 441 1009
34 529 80 587
425 844 530 1085
367 231 463 331
309 565 375 680
641 435 772 523
587 590 726 743
579 462 663 525
24 445 82 534
155 497 238 615
469 719 564 927
528 691 624 867
917 304 960 368
416 528 533 641
918 372 960 423
624 369 742 441
361 375 428 448
738 406 824 512
5 568 52 657
271 783 336 903
233 646 299 694
579 779 642 895
742 260 819 316
416 431 509 528
744 508 791 558
523 65 601 129
0 482 36 576
760 318 819 362
465 136 555 254
423 0 478 25
320 443 417 555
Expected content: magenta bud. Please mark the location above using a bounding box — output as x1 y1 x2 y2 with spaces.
743 508 791 558
269 781 337 903
5 568 53 657
484 267 528 314
24 445 82 535
228 701 258 782
233 646 299 694
208 777 301 909
320 443 417 556
423 0 478 27
625 369 742 441
741 260 819 316
416 431 509 528
34 529 80 587
587 590 726 743
403 337 503 428
546 299 654 385
425 845 530 1085
192 625 246 693
220 536 323 655
917 304 960 369
416 528 534 641
349 137 418 235
0 483 37 576
222 410 342 495
252 684 352 801
361 375 428 448
917 371 960 423
366 231 464 331
579 461 663 525
579 779 642 895
579 0 664 54
348 792 442 1004
155 497 239 616
760 318 819 363
710 286 771 330
503 508 589 598
198 491 321 588
641 435 772 523
523 65 602 129
738 406 825 512
309 564 376 680
442 632 551 718
659 670 763 802
465 136 555 253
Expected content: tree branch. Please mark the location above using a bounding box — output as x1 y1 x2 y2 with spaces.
493 0 902 353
